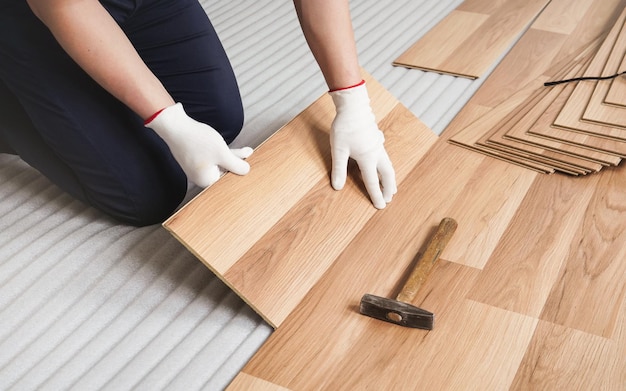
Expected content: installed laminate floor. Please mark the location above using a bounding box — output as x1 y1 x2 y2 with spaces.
166 1 626 388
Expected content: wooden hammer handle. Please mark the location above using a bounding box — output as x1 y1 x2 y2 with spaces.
395 217 458 303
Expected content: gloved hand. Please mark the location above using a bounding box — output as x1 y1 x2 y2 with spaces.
145 103 252 187
329 81 397 209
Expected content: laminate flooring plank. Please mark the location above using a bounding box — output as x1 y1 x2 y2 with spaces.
164 73 438 328
392 0 551 79
530 0 594 35
510 321 621 390
528 82 626 158
467 172 601 318
483 52 616 171
604 51 626 106
553 10 626 140
539 163 626 338
164 72 398 276
448 43 585 174
582 14 626 128
222 104 435 327
479 54 604 173
448 80 557 174
449 0 626 172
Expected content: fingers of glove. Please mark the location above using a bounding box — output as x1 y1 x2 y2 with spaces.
358 161 387 209
231 146 254 160
378 152 397 202
331 149 350 190
217 149 251 176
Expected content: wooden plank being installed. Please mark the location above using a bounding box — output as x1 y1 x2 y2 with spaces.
164 72 439 328
392 0 551 79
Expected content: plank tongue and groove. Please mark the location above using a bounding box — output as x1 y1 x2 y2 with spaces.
163 72 438 328
392 0 551 79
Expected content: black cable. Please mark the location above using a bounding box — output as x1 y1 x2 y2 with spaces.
543 70 626 86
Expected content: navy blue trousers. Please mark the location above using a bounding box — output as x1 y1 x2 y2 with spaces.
0 0 244 226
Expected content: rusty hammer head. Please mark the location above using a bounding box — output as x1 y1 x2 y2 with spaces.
359 293 434 329
358 218 458 330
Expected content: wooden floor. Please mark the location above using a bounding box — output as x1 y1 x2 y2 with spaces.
165 0 626 389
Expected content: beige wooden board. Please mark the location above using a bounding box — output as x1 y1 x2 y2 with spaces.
448 30 603 174
478 52 606 174
505 82 625 164
526 80 626 159
483 49 621 170
452 2 626 173
164 72 438 328
553 10 626 140
392 0 551 79
581 14 626 128
604 50 626 106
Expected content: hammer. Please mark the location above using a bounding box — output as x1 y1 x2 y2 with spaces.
359 217 458 330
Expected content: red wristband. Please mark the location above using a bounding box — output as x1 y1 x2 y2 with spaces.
143 107 166 125
329 79 365 92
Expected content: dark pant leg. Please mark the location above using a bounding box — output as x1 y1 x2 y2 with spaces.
0 0 186 226
107 0 245 144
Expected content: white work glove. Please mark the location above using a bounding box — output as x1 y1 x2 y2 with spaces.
145 103 252 188
329 81 397 209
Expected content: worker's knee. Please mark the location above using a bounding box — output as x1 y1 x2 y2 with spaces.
87 170 187 227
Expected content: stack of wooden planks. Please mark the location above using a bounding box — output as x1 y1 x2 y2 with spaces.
449 6 626 175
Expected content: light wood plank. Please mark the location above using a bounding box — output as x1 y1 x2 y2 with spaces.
164 73 438 328
604 51 626 106
478 53 603 174
540 163 626 338
164 72 399 276
392 0 551 79
581 14 626 128
481 50 617 171
527 82 626 158
553 10 626 140
531 0 594 35
228 373 291 391
222 105 436 327
511 321 621 390
467 172 600 317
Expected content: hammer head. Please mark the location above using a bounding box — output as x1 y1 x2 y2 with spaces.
359 293 434 330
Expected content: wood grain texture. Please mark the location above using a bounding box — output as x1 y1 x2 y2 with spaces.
553 10 626 140
481 50 619 171
581 15 626 127
392 0 551 79
604 51 626 106
164 73 438 328
451 1 626 174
